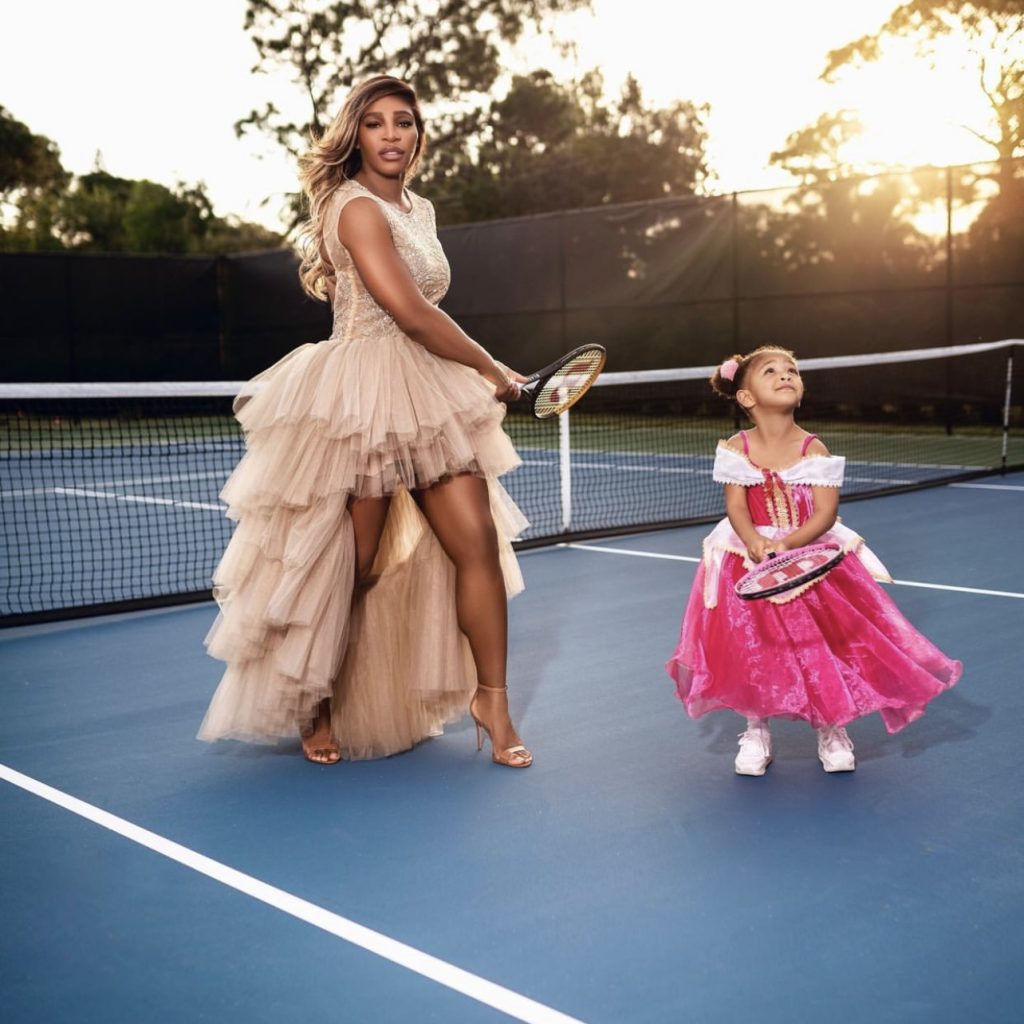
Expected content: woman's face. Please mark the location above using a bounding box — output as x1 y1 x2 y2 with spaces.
356 94 419 179
739 354 804 413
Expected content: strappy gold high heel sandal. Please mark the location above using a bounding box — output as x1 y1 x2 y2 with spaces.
469 684 532 768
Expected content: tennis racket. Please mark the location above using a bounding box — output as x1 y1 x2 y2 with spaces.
734 543 845 601
516 344 606 419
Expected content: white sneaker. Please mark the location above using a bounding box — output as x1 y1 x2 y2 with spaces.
817 726 856 772
735 720 772 776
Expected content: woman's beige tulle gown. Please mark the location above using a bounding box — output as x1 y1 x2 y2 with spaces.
198 179 527 760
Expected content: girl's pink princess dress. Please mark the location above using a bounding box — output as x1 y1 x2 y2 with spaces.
666 431 961 732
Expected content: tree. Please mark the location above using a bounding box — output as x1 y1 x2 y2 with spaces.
767 3 1024 286
236 0 590 160
822 1 1024 190
57 171 284 253
0 106 67 196
429 70 709 222
3 161 285 255
768 111 866 186
0 106 69 251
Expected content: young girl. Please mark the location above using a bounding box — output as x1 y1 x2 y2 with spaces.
665 346 962 774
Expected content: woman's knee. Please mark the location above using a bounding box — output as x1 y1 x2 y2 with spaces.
448 517 500 569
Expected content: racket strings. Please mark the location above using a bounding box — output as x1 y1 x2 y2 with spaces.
532 351 605 417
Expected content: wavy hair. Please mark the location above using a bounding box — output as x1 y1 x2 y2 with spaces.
296 75 426 300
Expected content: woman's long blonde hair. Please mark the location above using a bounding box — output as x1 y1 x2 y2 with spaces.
297 75 426 300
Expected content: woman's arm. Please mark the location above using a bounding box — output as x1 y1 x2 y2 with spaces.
337 197 521 400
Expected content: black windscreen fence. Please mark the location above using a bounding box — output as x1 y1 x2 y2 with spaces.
2 159 1022 384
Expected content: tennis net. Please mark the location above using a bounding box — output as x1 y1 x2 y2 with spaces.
2 339 1020 624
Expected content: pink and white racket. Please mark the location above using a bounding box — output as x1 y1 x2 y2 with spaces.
734 543 845 600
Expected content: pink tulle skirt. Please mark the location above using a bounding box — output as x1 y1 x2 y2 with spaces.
666 552 962 733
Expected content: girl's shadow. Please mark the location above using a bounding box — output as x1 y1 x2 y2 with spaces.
695 689 988 764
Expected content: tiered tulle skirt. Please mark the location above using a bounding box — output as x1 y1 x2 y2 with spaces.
199 333 527 760
666 551 962 733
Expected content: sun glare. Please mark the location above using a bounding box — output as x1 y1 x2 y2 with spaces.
834 35 1001 172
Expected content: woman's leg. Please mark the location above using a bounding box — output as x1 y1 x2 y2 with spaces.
301 494 391 763
350 494 393 588
416 474 527 759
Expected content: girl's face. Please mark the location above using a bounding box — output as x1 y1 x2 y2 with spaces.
738 354 803 413
356 94 419 180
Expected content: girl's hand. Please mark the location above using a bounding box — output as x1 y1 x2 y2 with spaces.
746 536 775 564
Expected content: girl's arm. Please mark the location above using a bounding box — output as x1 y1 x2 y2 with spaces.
772 486 838 552
772 438 839 551
725 484 774 563
337 198 522 401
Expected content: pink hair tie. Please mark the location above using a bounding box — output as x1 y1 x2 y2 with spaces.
719 359 739 382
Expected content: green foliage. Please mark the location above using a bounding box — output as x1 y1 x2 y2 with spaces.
1 139 285 255
427 71 710 222
237 0 591 156
237 2 711 224
0 106 68 195
2 176 286 254
0 106 70 251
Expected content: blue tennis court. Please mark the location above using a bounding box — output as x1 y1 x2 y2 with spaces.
2 473 1022 1023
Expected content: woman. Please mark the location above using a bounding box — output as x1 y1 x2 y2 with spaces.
199 75 532 768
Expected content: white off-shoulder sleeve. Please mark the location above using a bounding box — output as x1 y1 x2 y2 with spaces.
712 444 763 486
778 455 845 488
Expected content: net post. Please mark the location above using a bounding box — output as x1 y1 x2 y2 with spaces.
559 407 572 531
1002 351 1014 475
944 166 954 437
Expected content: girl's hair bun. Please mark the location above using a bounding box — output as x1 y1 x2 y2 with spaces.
709 345 797 400
710 354 745 398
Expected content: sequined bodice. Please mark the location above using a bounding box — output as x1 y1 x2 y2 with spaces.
323 179 451 342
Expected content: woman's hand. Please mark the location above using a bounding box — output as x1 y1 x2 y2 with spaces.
485 364 526 403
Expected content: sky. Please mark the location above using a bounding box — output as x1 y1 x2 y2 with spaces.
0 0 1001 230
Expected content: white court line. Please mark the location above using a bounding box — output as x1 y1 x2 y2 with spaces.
949 483 1024 492
565 543 1024 600
2 469 228 501
564 543 699 564
886 578 1024 598
0 764 588 1024
54 487 224 512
